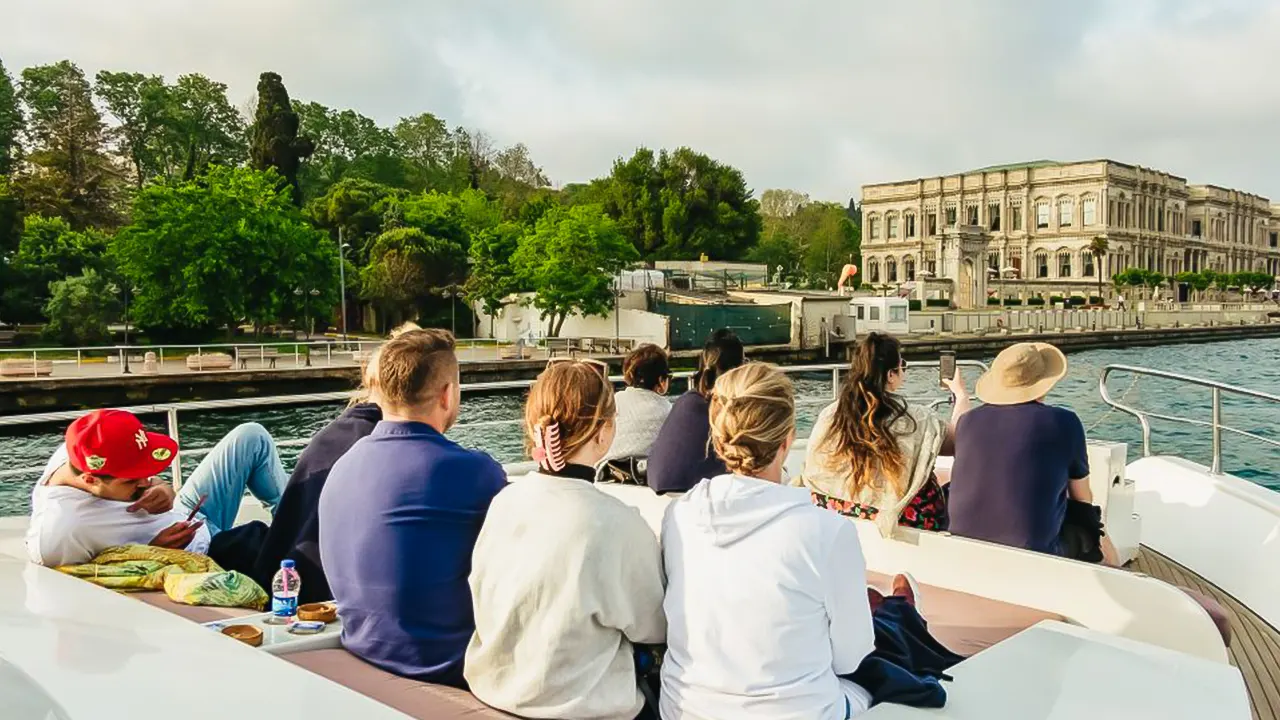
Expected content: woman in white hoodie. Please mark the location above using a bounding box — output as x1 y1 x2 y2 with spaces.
661 362 877 720
467 359 667 720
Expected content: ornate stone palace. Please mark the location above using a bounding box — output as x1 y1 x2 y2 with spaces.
859 160 1280 308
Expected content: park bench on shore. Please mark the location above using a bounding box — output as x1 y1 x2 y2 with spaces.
545 337 582 358
0 358 53 378
0 330 16 346
234 346 280 369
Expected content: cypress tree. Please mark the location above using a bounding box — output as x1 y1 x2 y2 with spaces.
0 58 22 176
249 72 313 206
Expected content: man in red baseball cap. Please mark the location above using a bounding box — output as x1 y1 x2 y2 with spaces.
25 409 289 567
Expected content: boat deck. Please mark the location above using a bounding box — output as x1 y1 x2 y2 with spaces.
1133 546 1280 720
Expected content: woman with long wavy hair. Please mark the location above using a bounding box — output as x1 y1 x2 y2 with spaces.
798 333 970 534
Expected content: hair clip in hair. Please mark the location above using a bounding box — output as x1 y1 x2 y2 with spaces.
532 422 566 472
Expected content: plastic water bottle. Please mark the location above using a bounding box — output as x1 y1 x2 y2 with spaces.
271 559 301 618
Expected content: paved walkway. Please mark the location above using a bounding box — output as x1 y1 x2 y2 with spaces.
0 345 552 381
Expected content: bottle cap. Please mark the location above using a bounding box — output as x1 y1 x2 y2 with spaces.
281 559 295 569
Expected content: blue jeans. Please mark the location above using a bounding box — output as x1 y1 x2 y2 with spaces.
176 423 287 535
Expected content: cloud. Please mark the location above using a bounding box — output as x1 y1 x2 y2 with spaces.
4 0 1280 201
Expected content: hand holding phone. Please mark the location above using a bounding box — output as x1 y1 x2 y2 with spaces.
939 351 956 389
185 494 208 523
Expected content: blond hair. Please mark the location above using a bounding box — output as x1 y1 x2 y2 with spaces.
350 322 425 407
524 362 616 470
709 363 795 477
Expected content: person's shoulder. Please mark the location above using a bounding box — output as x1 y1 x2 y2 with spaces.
1046 403 1086 430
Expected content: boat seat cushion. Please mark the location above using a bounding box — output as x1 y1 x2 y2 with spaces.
868 571 1067 657
131 590 260 624
284 649 517 719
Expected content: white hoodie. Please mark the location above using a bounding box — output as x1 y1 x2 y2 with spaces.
660 474 876 720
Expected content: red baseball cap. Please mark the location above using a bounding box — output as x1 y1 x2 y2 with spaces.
65 409 179 480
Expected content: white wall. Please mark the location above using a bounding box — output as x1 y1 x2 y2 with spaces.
473 292 669 348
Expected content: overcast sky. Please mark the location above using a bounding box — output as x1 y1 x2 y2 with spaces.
5 0 1280 202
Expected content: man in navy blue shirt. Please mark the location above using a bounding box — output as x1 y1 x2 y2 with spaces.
319 329 506 687
948 343 1101 559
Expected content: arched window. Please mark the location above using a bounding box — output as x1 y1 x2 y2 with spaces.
1058 197 1074 227
886 257 898 283
1058 250 1073 277
1036 201 1051 229
887 213 899 239
1082 196 1097 226
868 259 880 283
1082 249 1096 277
868 215 881 241
1035 251 1050 278
904 212 916 238
904 256 916 281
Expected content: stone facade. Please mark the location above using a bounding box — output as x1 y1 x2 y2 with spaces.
860 160 1280 307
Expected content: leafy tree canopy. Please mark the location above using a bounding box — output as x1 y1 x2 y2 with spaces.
512 204 638 336
42 268 119 345
113 165 335 334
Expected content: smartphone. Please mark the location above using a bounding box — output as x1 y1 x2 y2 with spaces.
939 352 956 388
185 494 208 523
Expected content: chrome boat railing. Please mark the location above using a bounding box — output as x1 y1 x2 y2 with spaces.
1098 364 1280 475
0 360 987 488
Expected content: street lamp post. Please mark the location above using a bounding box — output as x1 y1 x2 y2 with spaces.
109 284 138 374
338 229 349 349
295 287 320 366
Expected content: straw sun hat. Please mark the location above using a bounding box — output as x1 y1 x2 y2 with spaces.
975 342 1068 405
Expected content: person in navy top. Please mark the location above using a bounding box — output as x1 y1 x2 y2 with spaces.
646 329 745 494
947 343 1102 558
319 329 506 687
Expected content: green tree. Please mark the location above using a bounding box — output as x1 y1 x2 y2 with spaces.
359 225 467 329
249 72 314 206
295 101 404 199
163 73 246 181
94 70 169 187
17 60 119 228
1175 270 1211 302
0 58 22 176
601 146 761 260
512 204 637 336
747 232 803 285
42 268 118 345
113 166 336 334
795 201 860 288
759 188 809 220
465 220 523 326
307 178 402 268
1087 236 1109 302
6 214 111 322
393 112 457 192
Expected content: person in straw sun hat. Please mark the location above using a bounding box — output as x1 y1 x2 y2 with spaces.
945 342 1120 564
973 342 1067 405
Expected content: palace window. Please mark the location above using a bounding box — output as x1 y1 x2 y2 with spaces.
925 251 937 275
1036 251 1049 278
1158 209 1165 233
926 212 938 235
1083 251 1096 276
1008 248 1023 272
886 258 898 283
905 213 916 238
868 259 880 283
869 217 880 240
946 203 958 227
1011 204 1023 231
1193 219 1202 238
1271 231 1278 248
1083 197 1097 226
888 215 899 238
989 203 1001 231
1036 202 1050 229
1108 200 1116 225
967 204 979 226
1058 251 1073 277
904 256 916 281
1058 198 1074 227
988 251 1000 272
